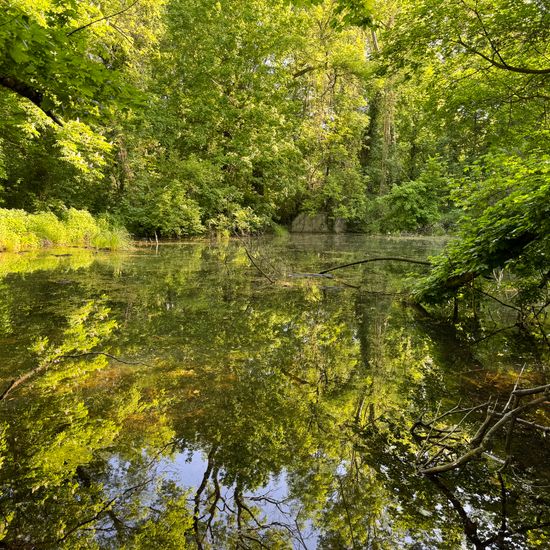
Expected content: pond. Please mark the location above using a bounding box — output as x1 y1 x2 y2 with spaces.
0 235 548 549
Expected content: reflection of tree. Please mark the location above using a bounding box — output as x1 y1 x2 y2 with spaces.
411 381 550 549
1 238 549 548
0 299 190 548
189 444 301 549
427 473 550 550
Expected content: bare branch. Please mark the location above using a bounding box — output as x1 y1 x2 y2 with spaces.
318 256 431 275
67 0 140 37
420 393 548 475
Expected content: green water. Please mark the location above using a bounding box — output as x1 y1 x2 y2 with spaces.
0 235 548 549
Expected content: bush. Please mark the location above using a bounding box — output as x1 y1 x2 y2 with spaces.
27 211 67 245
0 209 39 251
0 208 131 252
367 157 452 234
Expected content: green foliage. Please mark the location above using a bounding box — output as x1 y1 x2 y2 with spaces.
121 489 194 550
0 0 548 255
372 157 453 233
415 144 550 304
108 0 371 235
0 0 164 214
0 208 131 252
118 155 215 237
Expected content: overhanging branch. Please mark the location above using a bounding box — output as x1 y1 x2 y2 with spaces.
0 75 62 125
457 39 550 75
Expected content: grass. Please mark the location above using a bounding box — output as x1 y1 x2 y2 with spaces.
0 208 131 252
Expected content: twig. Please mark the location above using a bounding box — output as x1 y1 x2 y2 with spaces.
471 324 517 345
244 247 275 283
67 0 140 37
475 288 522 313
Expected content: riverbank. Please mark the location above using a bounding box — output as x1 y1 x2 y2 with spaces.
0 208 130 252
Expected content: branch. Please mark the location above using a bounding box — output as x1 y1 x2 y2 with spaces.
244 247 275 283
420 392 549 475
67 0 140 37
457 38 550 75
318 256 431 275
0 75 62 125
512 383 550 397
475 288 522 313
293 65 323 78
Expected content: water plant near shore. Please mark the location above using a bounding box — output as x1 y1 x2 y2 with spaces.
0 208 131 252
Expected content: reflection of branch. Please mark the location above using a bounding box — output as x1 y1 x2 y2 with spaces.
234 490 304 549
56 478 154 544
429 475 484 548
204 467 221 540
429 472 550 549
0 351 150 401
193 445 218 549
60 351 151 367
416 384 550 475
318 256 430 275
337 476 358 549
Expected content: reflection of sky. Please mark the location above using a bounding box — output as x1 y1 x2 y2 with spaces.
158 450 319 549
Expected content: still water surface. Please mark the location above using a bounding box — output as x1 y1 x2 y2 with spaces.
0 235 548 548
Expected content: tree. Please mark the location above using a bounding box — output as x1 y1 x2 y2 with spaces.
0 0 164 211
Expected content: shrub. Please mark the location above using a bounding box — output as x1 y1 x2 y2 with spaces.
0 209 39 252
63 209 101 247
27 212 67 245
0 208 131 252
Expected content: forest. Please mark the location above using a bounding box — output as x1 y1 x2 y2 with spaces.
0 0 549 548
1 0 549 302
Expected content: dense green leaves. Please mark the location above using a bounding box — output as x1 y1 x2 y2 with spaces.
0 0 549 323
416 144 550 303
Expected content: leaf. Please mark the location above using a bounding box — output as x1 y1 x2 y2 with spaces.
9 43 30 64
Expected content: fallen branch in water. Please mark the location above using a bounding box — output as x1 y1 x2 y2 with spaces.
244 247 276 283
317 256 431 275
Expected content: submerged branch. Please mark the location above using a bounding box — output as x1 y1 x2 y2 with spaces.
244 247 275 283
318 256 431 275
